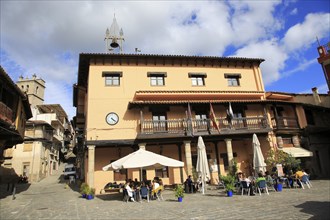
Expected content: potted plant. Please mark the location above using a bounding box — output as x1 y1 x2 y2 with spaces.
174 184 185 202
86 187 95 200
221 175 235 197
80 183 89 198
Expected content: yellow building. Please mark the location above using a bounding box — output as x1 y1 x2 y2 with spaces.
0 66 32 183
2 75 73 183
74 53 300 194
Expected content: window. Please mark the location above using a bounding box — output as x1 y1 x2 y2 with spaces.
150 76 164 86
148 72 166 86
105 75 120 86
23 143 33 152
189 73 206 86
304 109 315 125
155 167 168 178
225 74 241 86
195 113 208 131
152 113 167 132
220 152 237 170
102 72 122 86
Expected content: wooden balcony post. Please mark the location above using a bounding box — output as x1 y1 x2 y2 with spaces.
140 110 144 133
213 141 221 177
263 105 270 127
292 105 300 128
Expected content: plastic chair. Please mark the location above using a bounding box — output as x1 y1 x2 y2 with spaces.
139 186 149 202
69 176 75 184
300 175 311 189
266 178 276 192
257 180 269 195
123 188 130 202
216 178 225 190
155 186 164 201
240 181 250 196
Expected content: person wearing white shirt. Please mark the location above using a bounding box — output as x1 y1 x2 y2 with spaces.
125 183 136 202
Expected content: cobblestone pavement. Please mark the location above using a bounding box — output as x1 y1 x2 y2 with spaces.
1 169 329 220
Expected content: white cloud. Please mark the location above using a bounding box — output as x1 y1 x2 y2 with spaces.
281 58 317 78
282 13 330 52
227 0 282 46
1 1 329 119
233 39 287 85
299 83 329 94
44 81 75 119
290 8 298 15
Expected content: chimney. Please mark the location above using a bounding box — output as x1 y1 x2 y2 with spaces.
312 87 321 105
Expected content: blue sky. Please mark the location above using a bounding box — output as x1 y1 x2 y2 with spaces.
0 0 329 119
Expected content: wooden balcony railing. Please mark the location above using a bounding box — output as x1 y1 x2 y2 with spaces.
141 116 269 135
0 102 13 124
271 116 300 129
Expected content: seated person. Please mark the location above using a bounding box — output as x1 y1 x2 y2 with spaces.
235 172 243 188
241 173 255 196
295 169 304 180
133 178 139 187
151 180 160 199
125 182 136 202
185 175 193 193
256 172 266 184
295 169 305 187
265 171 274 186
256 172 267 192
139 182 149 201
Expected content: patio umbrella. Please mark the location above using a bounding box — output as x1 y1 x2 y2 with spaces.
252 133 267 176
196 136 210 194
102 148 184 180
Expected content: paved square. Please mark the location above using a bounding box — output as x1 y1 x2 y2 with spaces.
1 172 329 220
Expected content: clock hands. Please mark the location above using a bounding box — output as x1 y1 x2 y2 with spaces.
106 112 119 125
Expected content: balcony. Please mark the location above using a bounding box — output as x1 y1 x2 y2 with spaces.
139 116 270 139
271 116 300 130
0 102 13 124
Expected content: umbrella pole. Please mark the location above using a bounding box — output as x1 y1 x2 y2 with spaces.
202 175 205 195
140 167 143 182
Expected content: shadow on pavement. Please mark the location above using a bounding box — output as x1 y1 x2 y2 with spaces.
96 193 123 201
295 201 330 219
0 183 31 199
0 167 31 200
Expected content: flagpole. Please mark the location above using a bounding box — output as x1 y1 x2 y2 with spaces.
187 103 194 137
209 102 220 133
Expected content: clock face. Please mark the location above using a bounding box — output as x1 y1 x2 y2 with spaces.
106 112 119 125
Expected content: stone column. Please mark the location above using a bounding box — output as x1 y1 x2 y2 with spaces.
87 145 95 188
224 139 233 164
184 141 193 176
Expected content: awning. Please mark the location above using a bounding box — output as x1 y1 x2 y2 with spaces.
282 147 313 157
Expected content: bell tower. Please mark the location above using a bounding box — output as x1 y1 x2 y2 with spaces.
316 41 330 94
104 14 124 53
16 74 45 107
